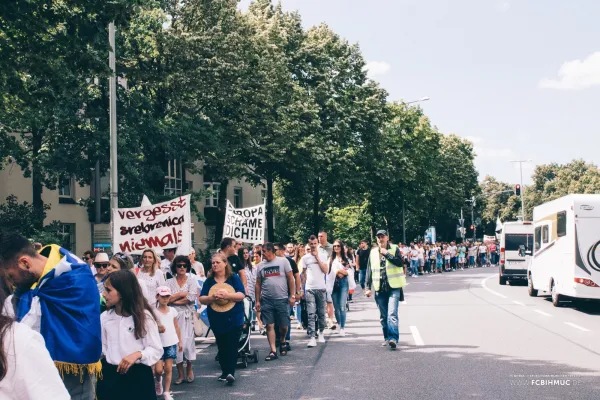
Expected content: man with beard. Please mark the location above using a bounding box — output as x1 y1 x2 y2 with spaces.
0 232 102 400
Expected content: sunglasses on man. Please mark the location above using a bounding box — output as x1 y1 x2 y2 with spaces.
95 263 109 269
176 264 188 269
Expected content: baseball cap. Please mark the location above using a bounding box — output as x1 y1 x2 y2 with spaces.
156 286 172 296
376 230 388 236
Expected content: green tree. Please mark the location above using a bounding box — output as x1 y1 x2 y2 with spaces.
0 0 139 227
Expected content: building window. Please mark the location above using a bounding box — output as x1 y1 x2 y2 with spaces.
58 223 76 251
164 160 183 196
58 177 74 199
261 189 267 204
100 175 110 199
186 181 193 191
204 182 220 207
557 211 567 237
233 187 243 208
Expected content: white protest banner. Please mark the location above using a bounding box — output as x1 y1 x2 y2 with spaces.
223 200 265 244
112 195 192 255
483 235 496 244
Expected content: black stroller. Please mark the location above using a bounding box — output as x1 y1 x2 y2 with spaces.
237 296 259 368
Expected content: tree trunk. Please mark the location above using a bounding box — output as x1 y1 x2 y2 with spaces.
213 179 229 248
31 131 45 230
369 196 376 240
312 178 320 234
266 173 274 242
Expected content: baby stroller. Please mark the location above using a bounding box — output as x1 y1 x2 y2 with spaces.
237 296 259 368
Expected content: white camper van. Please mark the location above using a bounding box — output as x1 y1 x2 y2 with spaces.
499 221 534 285
528 194 600 307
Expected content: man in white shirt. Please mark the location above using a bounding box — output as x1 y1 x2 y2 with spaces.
301 235 330 347
161 248 176 278
448 241 458 271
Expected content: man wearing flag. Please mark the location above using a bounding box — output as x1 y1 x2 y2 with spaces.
0 232 102 400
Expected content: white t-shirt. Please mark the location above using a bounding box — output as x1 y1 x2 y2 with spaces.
302 248 329 290
410 249 419 260
417 248 425 259
191 261 204 277
449 246 458 257
479 245 488 254
0 323 70 400
156 306 179 347
160 258 175 276
101 309 164 367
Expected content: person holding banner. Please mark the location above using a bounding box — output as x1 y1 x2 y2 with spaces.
138 249 167 307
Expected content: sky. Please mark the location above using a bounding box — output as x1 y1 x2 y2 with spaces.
239 0 600 184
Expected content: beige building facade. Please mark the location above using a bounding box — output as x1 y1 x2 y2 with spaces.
0 162 266 256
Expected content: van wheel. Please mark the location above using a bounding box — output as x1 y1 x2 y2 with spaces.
551 281 562 307
499 275 507 285
528 274 538 297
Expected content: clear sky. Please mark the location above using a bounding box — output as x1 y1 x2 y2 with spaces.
239 0 600 184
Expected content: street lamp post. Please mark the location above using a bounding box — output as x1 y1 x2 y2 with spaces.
109 22 118 242
406 96 430 105
510 160 532 221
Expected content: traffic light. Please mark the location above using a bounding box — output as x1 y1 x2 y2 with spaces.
515 184 521 196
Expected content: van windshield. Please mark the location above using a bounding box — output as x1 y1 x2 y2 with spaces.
505 234 534 251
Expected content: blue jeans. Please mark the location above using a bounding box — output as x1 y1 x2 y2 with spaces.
359 269 367 289
331 277 349 328
410 259 419 276
374 288 401 342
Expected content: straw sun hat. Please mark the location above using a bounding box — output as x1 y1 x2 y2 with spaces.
208 282 236 312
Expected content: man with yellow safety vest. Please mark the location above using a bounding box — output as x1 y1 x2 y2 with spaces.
365 230 406 350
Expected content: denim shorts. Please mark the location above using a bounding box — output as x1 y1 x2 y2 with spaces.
162 344 177 360
261 298 290 327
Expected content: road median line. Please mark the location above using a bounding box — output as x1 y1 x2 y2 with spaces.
409 325 424 346
564 322 590 332
480 275 507 299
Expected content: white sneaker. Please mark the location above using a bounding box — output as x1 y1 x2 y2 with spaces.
318 332 326 343
163 392 173 400
339 329 346 337
154 376 163 396
296 323 303 330
307 337 317 347
381 340 389 347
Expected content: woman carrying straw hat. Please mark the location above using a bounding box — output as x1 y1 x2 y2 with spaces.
199 253 246 385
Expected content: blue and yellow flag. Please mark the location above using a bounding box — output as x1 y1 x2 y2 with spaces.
15 245 102 376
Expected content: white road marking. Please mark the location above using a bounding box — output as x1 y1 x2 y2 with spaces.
564 322 590 332
512 301 525 306
533 309 552 317
481 276 507 299
410 326 424 346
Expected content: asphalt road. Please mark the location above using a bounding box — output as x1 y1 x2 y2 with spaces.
173 267 600 400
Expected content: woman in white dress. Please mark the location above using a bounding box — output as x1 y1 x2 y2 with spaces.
137 249 166 306
166 256 198 385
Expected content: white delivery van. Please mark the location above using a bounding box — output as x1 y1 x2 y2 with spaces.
499 221 534 285
528 194 600 307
